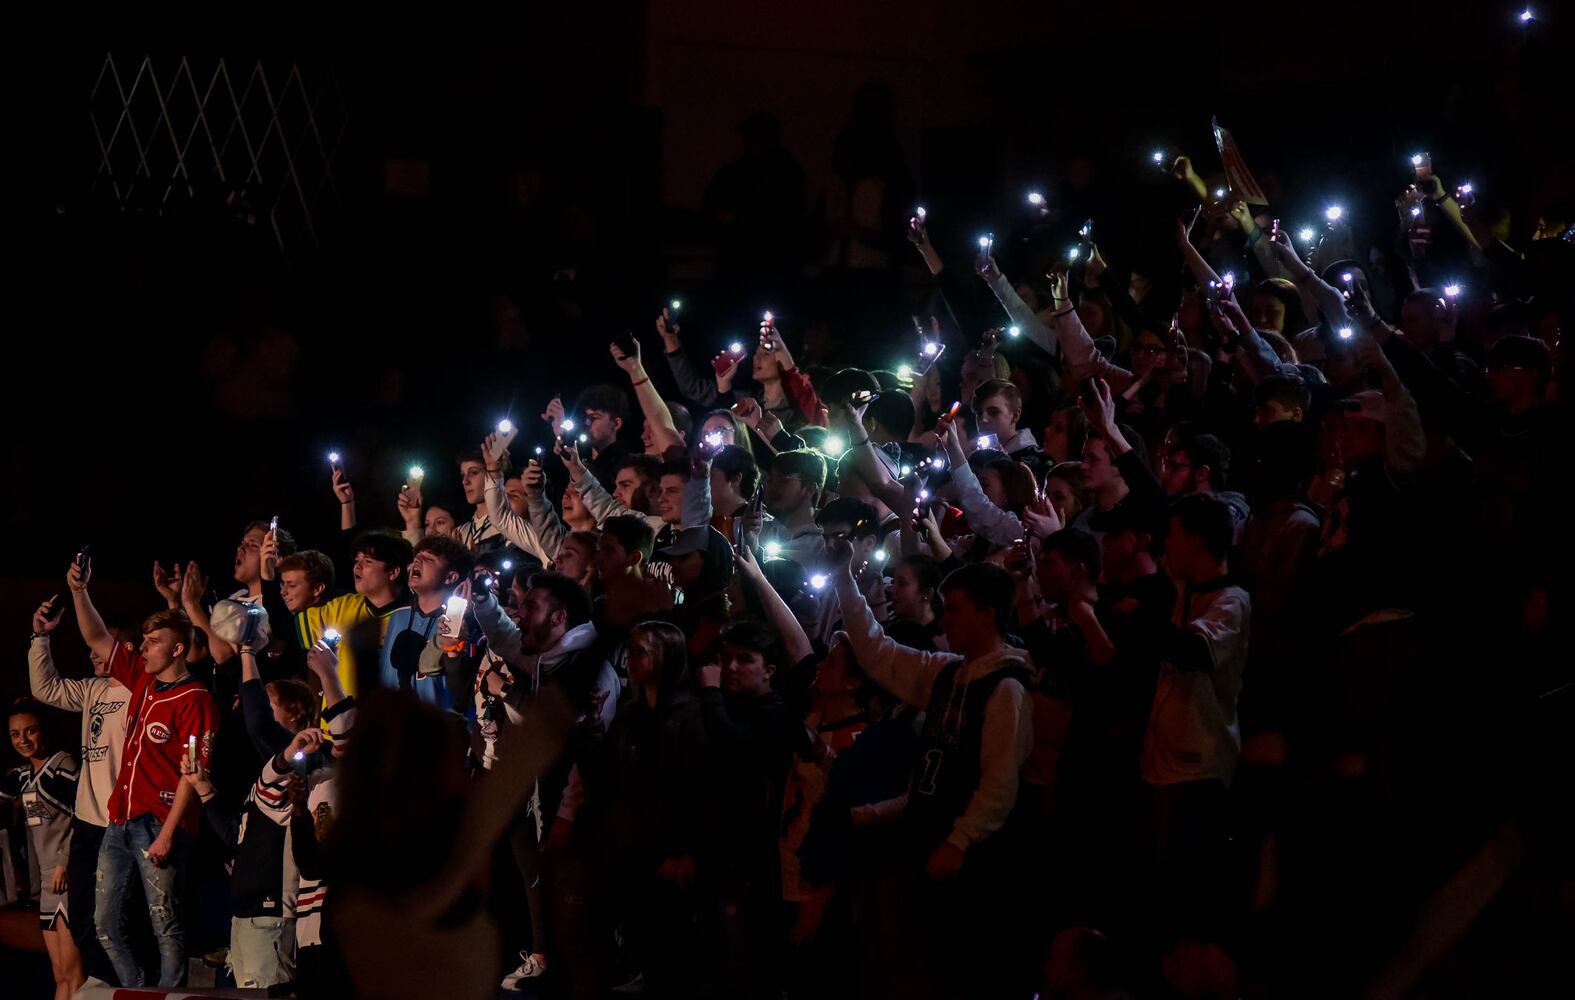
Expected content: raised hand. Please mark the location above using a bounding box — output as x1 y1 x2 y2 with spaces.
610 339 644 376
1077 377 1119 438
181 562 208 610
32 596 65 636
153 562 182 604
975 250 1001 282
697 663 722 689
906 212 929 246
556 438 586 482
286 727 326 760
731 396 763 431
260 531 281 582
714 353 740 394
522 459 545 495
541 395 566 429
306 640 339 679
66 556 91 593
656 307 681 349
826 535 856 575
332 467 355 506
398 483 424 527
1021 495 1063 541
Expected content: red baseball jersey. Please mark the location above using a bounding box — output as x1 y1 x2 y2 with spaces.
106 643 219 831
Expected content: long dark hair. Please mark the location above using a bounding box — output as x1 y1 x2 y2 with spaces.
629 621 691 706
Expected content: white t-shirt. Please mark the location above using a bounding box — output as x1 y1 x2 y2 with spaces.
27 639 130 827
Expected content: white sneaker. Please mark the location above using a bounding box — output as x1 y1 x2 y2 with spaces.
501 952 548 991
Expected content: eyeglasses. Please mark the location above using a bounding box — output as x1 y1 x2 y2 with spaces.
766 473 804 486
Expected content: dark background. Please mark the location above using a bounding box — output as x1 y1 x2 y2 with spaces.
4 3 1567 683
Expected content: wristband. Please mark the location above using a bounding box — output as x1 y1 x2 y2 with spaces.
1050 303 1074 317
630 377 650 388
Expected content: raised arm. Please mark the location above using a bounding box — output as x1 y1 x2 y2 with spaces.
657 308 725 408
66 555 117 666
482 451 553 564
29 598 90 711
827 538 953 709
940 422 1025 547
611 340 685 454
1044 269 1136 393
735 545 814 665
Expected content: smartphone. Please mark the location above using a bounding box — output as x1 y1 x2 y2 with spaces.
487 426 514 465
976 432 1001 452
759 311 776 351
1270 218 1281 241
914 341 946 377
713 340 747 376
321 627 341 650
1078 218 1094 258
186 736 198 771
1411 151 1433 179
75 545 91 576
292 749 308 775
848 389 876 407
441 596 468 641
611 328 638 359
1005 539 1030 573
328 451 344 474
1079 377 1100 404
269 516 280 535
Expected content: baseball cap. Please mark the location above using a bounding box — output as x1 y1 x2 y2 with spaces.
657 525 732 560
209 599 271 647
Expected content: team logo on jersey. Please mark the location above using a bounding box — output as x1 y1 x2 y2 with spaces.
146 721 173 744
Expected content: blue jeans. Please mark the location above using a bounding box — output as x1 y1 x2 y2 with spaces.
96 814 188 986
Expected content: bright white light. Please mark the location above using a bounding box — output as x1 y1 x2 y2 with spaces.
1222 271 1236 288
1444 284 1461 297
1214 187 1226 199
534 446 544 456
897 363 913 379
322 628 341 643
1458 182 1473 195
729 341 744 354
1341 272 1354 284
1299 227 1316 242
578 433 588 443
1008 325 1020 338
497 419 513 435
670 299 682 311
918 488 931 501
1410 206 1422 217
763 310 774 323
930 456 945 469
977 436 990 450
705 431 724 447
294 750 306 762
327 451 340 464
810 574 828 590
978 235 992 250
1410 153 1424 166
873 549 887 562
915 206 926 221
900 465 911 476
1068 246 1081 263
502 560 514 570
1338 326 1353 340
1519 9 1532 23
408 465 425 481
1079 221 1092 238
765 542 782 558
559 418 574 432
1325 205 1344 222
923 342 940 356
822 436 846 458
1027 191 1045 206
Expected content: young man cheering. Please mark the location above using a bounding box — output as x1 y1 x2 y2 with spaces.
69 559 219 987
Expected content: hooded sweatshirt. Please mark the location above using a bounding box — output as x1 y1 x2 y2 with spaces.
836 577 1034 854
470 592 620 818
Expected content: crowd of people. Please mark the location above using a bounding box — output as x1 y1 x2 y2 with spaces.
6 124 1569 1000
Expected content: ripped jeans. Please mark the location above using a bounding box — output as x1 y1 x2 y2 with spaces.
95 814 188 986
